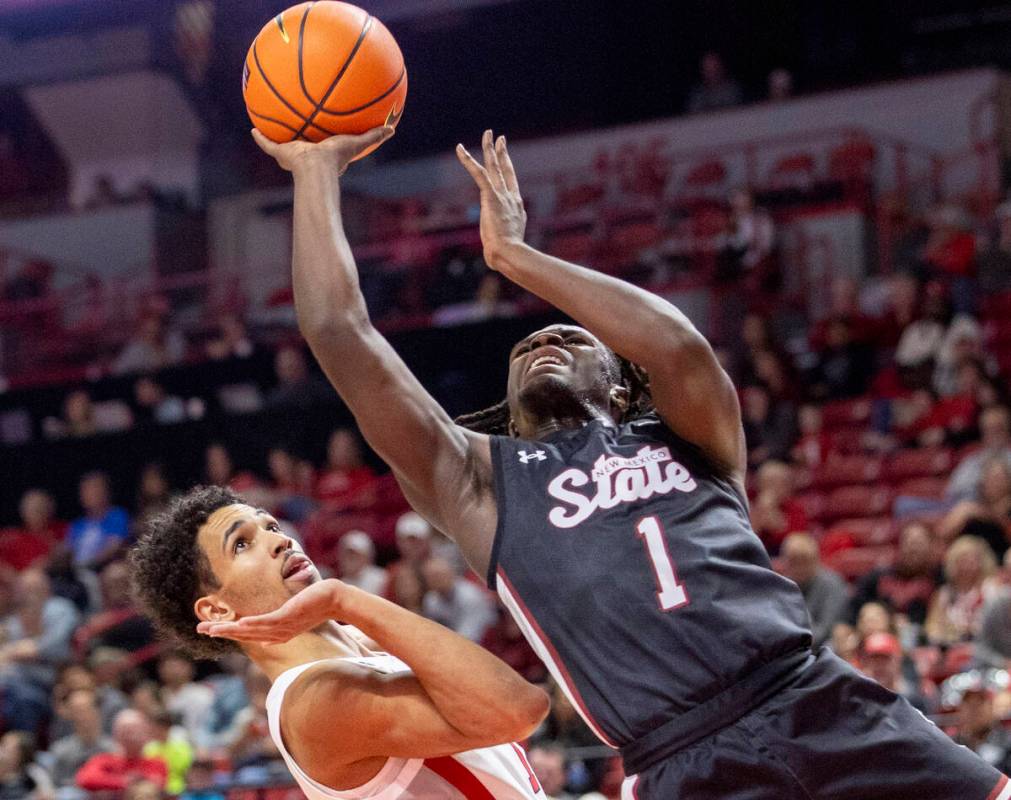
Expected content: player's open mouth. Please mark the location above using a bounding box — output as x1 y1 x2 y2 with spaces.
525 348 568 377
282 554 314 581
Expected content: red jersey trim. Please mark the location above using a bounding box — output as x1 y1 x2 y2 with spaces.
423 756 496 800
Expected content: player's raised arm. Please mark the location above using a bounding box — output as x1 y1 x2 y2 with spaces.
457 130 745 480
251 129 495 568
200 579 549 763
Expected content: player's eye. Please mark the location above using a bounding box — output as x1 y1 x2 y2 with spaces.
233 536 248 553
266 522 281 533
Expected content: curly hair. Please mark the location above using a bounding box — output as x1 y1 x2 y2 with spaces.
130 485 243 660
455 352 655 435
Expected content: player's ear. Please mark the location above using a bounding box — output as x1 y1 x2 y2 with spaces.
194 594 235 625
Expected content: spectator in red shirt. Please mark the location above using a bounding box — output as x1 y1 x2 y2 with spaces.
0 489 63 572
921 204 976 278
850 521 942 626
748 460 807 555
76 708 166 791
314 428 377 509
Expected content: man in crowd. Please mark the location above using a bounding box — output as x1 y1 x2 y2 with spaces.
948 406 1011 501
0 489 63 571
67 472 130 568
953 680 1011 776
75 709 166 791
383 511 433 599
0 569 80 732
850 521 941 626
421 556 496 642
336 531 387 595
778 533 849 647
859 632 931 713
49 688 113 787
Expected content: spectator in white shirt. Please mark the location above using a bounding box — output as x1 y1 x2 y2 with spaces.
421 557 495 642
336 531 387 596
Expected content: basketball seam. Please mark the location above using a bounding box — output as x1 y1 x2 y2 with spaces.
313 66 405 116
291 12 374 141
251 41 332 140
247 108 303 136
296 2 318 106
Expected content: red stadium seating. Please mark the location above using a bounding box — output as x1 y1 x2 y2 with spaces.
824 545 896 581
822 485 893 522
809 454 883 489
895 476 948 499
884 448 954 483
825 517 896 546
820 397 873 431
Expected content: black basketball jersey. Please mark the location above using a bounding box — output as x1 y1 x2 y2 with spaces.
488 412 812 749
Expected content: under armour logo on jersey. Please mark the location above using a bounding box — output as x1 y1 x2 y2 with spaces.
518 450 547 464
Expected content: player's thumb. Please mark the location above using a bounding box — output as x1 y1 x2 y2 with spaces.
250 128 278 157
351 125 394 154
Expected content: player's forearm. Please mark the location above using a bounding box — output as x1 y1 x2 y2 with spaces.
289 158 370 338
492 241 711 370
336 585 548 739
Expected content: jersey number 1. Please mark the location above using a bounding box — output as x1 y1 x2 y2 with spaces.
635 516 689 612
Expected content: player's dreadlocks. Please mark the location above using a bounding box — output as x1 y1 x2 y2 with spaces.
455 351 654 435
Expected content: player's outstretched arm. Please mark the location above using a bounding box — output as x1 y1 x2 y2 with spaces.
457 130 745 480
200 579 549 764
252 129 496 571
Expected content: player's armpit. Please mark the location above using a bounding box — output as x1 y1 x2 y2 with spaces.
281 662 530 775
646 332 747 480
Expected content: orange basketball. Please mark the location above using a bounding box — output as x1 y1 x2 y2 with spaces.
242 1 407 159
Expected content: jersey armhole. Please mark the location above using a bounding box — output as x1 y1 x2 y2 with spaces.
486 435 509 591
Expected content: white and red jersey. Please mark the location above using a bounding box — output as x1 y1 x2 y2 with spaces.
266 654 546 800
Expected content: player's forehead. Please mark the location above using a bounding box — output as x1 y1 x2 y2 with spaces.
198 504 270 548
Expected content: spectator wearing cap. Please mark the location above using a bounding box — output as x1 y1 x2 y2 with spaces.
859 632 931 713
925 535 998 646
337 532 387 595
948 406 1011 502
67 472 130 569
421 557 496 642
953 679 1011 775
313 428 377 509
384 512 433 600
778 533 849 648
851 521 941 627
76 709 166 792
0 489 64 572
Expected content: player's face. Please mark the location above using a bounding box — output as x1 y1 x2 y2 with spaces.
194 504 320 623
506 325 618 431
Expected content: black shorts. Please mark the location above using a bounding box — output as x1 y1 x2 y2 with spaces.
622 648 1009 800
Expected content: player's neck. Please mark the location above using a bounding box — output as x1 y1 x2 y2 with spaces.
245 622 367 681
524 407 616 440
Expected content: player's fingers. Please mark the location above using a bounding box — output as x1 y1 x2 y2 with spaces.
251 128 280 157
496 135 521 196
482 129 506 191
346 125 394 155
456 144 492 191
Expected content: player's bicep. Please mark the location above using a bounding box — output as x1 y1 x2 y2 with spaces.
648 334 745 478
290 667 505 764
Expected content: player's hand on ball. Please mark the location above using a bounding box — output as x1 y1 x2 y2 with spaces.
456 129 528 270
197 579 353 644
252 126 394 175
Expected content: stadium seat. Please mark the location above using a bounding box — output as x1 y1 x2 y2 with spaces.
895 476 948 499
822 485 893 522
824 545 896 581
794 491 828 521
767 152 817 190
809 454 883 489
820 397 873 431
884 448 954 483
825 517 896 547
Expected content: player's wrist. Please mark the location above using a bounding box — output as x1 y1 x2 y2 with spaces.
487 239 530 275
